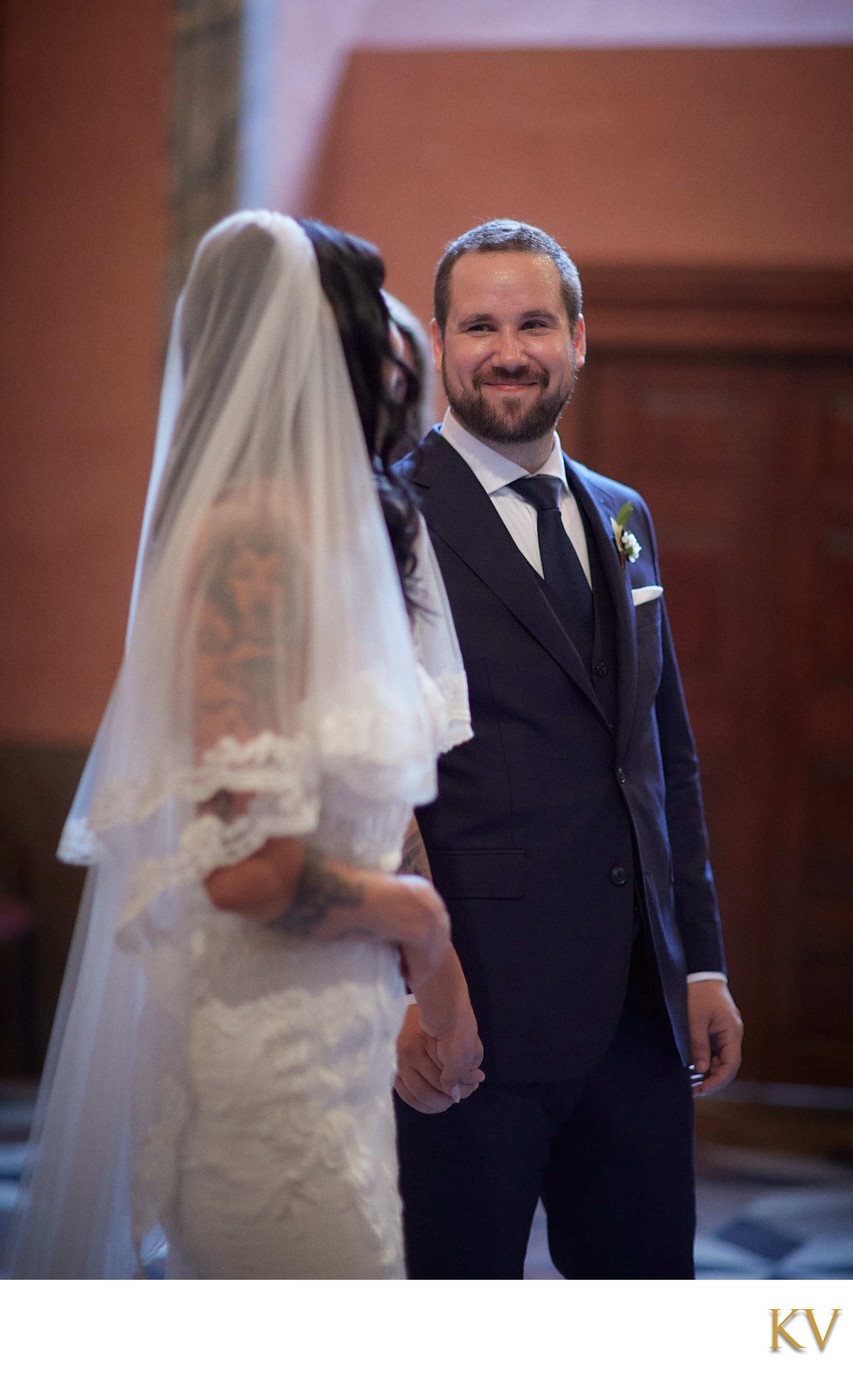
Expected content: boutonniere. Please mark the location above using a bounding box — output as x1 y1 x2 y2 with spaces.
610 502 641 568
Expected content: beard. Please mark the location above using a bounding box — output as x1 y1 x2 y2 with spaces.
442 360 577 445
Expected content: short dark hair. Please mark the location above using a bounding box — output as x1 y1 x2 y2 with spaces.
433 219 583 334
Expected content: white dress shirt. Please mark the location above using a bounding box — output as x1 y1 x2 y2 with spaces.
436 411 725 991
439 410 591 584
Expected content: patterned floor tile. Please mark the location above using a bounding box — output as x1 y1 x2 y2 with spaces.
2 1088 851 1280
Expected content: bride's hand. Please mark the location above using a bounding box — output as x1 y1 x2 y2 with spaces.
394 876 452 990
396 949 484 1112
423 1005 484 1101
393 999 484 1114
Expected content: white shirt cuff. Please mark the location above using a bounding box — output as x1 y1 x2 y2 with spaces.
687 971 727 984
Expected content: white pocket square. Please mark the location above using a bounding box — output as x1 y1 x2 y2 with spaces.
631 584 663 607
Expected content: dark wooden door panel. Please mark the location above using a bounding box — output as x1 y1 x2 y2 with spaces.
561 332 853 1086
771 371 853 1083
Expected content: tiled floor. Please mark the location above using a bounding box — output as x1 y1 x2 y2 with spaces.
524 1125 853 1279
3 1083 852 1279
692 1139 853 1280
0 1087 35 1265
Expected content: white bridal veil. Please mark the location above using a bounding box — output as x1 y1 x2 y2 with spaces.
5 212 469 1277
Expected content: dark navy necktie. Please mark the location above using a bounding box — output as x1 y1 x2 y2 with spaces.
510 474 595 644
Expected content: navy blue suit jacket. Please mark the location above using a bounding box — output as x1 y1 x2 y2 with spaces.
400 428 726 1082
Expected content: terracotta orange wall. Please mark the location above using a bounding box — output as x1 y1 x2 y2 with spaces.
309 46 853 331
0 0 170 742
2 37 850 744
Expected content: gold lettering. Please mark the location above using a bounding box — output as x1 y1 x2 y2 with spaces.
804 1308 841 1352
770 1309 804 1351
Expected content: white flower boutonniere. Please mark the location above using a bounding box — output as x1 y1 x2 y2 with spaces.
610 501 641 568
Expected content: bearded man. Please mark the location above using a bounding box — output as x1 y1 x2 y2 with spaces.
393 219 743 1279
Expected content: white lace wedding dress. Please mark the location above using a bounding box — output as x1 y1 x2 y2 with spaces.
166 681 464 1279
173 912 407 1278
126 778 425 1279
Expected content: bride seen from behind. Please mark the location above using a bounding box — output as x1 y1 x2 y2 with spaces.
5 212 482 1280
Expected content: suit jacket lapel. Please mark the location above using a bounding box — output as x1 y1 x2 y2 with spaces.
413 434 610 727
566 460 639 758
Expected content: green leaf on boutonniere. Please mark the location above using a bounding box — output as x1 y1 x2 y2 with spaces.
611 500 642 566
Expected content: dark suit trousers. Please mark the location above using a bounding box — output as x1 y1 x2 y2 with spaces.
395 934 696 1280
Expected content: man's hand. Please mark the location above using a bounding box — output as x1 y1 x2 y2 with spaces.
688 979 743 1097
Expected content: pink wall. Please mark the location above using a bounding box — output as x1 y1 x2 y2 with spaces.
1 26 851 745
310 46 853 332
269 3 853 212
0 0 169 741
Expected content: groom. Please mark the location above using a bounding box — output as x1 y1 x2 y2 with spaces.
393 219 743 1279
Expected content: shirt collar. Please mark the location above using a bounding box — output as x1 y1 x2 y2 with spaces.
440 409 566 496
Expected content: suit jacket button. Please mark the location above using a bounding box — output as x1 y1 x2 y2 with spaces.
616 767 626 784
610 865 629 886
595 661 608 677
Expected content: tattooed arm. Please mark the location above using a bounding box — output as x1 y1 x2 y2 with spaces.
269 845 371 939
204 811 483 1104
204 835 451 982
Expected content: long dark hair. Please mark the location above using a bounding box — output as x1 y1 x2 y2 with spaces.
298 219 421 611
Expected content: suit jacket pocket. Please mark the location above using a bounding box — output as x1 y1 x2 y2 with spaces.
429 849 527 899
634 596 662 631
633 591 664 698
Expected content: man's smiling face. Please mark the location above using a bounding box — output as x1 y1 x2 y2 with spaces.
434 251 586 448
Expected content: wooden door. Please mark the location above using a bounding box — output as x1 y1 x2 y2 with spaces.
560 271 853 1086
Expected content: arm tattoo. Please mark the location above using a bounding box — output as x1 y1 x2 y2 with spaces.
194 523 298 754
398 819 432 881
271 845 368 938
